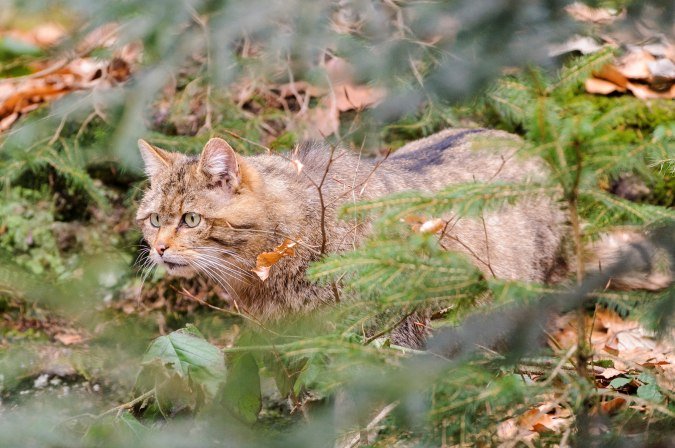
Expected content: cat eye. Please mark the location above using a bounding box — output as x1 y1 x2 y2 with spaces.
149 213 160 228
183 212 201 228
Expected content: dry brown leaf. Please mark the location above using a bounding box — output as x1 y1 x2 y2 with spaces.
277 81 326 99
551 308 675 392
565 2 626 24
585 77 624 95
252 239 298 281
600 397 627 415
77 23 120 53
2 23 67 48
419 218 446 234
498 402 572 443
54 332 84 346
595 64 629 88
599 368 625 379
584 44 675 99
0 112 19 132
335 84 387 112
627 82 675 99
301 97 340 139
0 25 142 133
549 35 605 57
324 56 386 112
617 51 655 80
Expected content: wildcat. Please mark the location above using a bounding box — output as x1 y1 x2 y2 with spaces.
135 129 667 346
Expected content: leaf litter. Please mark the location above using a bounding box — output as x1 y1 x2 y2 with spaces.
498 307 674 445
551 2 675 100
0 23 142 132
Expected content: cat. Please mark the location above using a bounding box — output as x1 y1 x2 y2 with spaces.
136 129 669 347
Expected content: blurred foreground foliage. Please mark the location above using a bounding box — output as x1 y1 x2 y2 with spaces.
0 0 673 447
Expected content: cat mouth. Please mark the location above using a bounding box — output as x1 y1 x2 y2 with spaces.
163 260 188 270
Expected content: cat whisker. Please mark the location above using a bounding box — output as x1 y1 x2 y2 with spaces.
193 252 254 279
193 246 252 265
193 254 252 284
197 256 252 288
138 261 156 299
191 247 254 273
189 258 245 302
133 248 151 269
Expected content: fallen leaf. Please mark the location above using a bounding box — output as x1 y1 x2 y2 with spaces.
252 239 298 281
565 2 626 24
0 26 142 133
300 97 340 139
594 64 629 88
609 377 632 389
627 82 675 100
599 367 625 379
324 56 386 112
0 112 19 131
617 51 654 80
335 84 387 112
54 332 84 345
498 402 572 443
2 23 67 48
585 77 624 95
419 218 446 234
531 422 554 434
600 397 626 415
549 35 604 57
277 81 325 99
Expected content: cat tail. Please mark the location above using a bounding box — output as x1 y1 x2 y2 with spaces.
584 226 673 291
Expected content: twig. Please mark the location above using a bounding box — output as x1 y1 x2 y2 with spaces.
363 308 418 345
97 388 156 419
221 128 274 153
541 345 577 387
342 401 399 448
172 286 289 338
48 113 69 145
480 214 497 278
189 7 214 133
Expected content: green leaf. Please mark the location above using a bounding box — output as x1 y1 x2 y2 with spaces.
609 377 631 389
293 353 328 397
637 383 663 402
0 36 42 59
593 359 614 368
221 352 261 424
637 372 656 384
262 353 308 399
116 412 148 438
143 326 226 399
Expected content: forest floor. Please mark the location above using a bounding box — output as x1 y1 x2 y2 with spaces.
0 6 674 447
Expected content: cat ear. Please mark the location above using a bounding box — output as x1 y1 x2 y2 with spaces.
138 139 175 178
199 138 241 189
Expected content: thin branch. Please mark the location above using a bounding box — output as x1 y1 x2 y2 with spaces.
364 308 418 345
480 214 497 278
342 401 399 448
97 388 156 419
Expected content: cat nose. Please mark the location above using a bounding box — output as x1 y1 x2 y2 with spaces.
155 243 168 256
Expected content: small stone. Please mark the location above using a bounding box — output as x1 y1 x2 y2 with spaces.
33 374 49 389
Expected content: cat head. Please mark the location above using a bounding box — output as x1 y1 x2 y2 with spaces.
135 137 266 284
